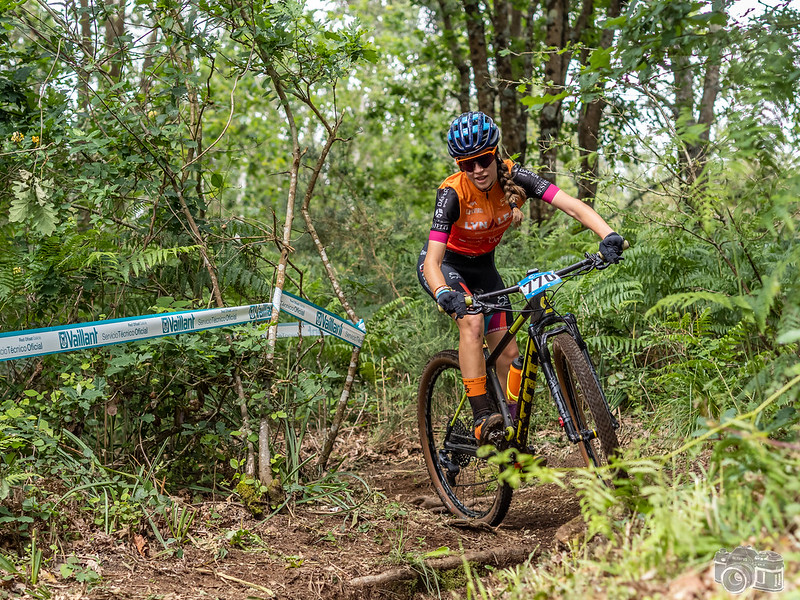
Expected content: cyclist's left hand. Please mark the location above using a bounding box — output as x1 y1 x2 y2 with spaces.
599 232 625 263
437 289 468 319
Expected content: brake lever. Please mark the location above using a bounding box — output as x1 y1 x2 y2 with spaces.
464 296 488 315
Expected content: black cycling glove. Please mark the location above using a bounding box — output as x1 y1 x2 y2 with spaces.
436 289 468 319
599 232 625 264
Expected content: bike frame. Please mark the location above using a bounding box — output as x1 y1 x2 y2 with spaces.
443 256 620 458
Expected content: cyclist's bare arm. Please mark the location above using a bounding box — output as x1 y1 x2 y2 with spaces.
550 190 614 240
422 240 449 293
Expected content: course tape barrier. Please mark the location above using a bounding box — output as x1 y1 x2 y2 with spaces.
280 291 366 348
0 295 364 362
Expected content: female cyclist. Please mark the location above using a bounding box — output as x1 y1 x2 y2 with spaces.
418 111 625 445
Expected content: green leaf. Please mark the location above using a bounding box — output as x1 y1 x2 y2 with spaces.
777 329 800 345
8 171 58 235
0 554 18 575
362 48 379 64
211 173 223 187
588 47 612 71
709 12 727 26
604 15 626 28
60 562 75 578
520 90 570 107
423 546 451 558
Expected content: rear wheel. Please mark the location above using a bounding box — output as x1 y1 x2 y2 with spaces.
552 333 620 471
418 350 512 525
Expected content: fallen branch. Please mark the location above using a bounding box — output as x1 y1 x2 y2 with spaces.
195 567 276 597
349 545 538 589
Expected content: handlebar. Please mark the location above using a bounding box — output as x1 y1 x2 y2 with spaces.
465 241 630 312
437 241 630 315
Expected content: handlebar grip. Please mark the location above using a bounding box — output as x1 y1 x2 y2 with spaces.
598 239 630 262
437 295 474 313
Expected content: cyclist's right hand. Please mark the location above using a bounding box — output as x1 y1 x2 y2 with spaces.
598 232 626 264
437 289 468 319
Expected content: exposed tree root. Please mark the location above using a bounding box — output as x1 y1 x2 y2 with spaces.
349 544 539 589
409 495 445 510
195 567 276 597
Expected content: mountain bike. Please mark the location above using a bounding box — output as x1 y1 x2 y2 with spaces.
417 250 624 526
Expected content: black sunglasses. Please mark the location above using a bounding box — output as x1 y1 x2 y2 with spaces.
457 149 497 172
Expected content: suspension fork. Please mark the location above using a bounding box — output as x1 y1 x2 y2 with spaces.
531 330 583 444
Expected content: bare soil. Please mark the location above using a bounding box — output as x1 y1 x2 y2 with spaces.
15 429 596 600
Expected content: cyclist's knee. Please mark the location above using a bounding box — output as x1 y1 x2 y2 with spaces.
457 314 484 342
501 340 520 363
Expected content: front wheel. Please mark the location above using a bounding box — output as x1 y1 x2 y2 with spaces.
417 350 512 526
552 333 621 471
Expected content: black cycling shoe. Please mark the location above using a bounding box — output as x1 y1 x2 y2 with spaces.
474 413 504 446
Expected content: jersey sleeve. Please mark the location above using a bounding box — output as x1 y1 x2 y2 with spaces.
428 186 460 244
511 164 560 204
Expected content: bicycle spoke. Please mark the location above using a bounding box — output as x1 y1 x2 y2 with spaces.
418 350 512 525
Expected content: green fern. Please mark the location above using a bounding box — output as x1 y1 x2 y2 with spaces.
123 245 200 279
645 290 753 318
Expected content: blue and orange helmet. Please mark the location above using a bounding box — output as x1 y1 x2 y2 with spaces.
446 111 499 158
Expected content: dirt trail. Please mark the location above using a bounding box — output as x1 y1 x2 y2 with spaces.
44 440 586 600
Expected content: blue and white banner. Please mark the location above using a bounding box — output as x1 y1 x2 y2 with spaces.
0 303 273 362
279 291 365 348
274 322 324 339
0 293 365 362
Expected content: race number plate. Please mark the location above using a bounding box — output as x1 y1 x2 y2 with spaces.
517 271 562 300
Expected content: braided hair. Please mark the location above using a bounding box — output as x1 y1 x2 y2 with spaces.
495 154 526 208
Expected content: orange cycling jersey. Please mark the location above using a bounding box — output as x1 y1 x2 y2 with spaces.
428 160 559 256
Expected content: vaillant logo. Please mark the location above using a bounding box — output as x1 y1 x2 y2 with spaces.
161 314 196 334
59 328 99 349
315 313 343 336
249 304 271 321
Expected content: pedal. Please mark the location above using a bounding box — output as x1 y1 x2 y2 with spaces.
487 429 505 443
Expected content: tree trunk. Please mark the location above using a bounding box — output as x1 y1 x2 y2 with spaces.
260 65 304 487
437 0 471 113
104 0 125 81
318 347 361 470
534 0 568 223
78 0 93 112
689 0 724 180
670 48 696 184
139 28 159 99
533 0 594 222
576 99 601 204
516 0 538 166
577 0 621 203
494 0 523 157
668 1 724 188
462 0 495 117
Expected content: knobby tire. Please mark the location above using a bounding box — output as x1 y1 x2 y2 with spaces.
552 333 620 473
418 350 513 526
